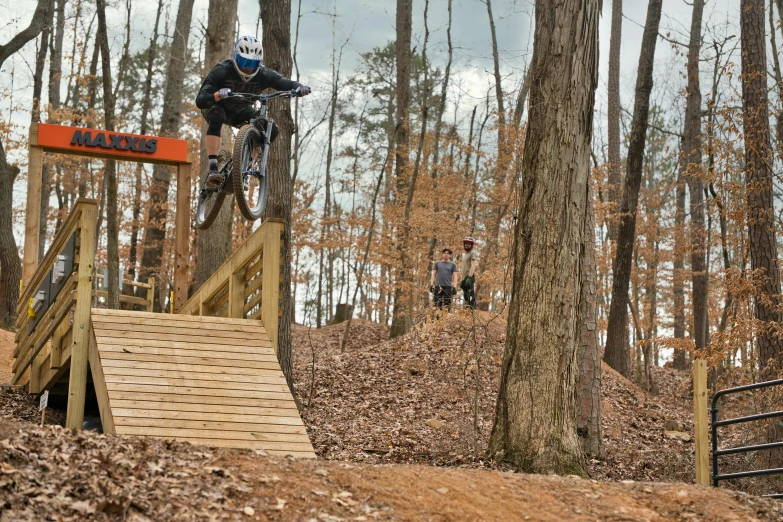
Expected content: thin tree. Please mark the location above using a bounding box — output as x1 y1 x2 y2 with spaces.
488 0 599 475
606 0 622 240
683 0 708 353
603 0 663 378
740 0 783 374
389 0 413 338
96 0 120 309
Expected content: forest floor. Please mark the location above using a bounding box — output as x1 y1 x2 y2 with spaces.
1 316 782 520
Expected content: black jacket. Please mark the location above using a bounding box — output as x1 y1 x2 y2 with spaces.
196 59 301 111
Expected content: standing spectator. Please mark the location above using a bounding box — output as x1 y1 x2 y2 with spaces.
430 248 459 310
460 237 479 309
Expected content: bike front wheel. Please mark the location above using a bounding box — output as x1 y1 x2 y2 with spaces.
232 125 269 221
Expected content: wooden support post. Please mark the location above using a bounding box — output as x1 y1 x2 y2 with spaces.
146 276 155 312
23 126 44 286
260 220 283 356
228 265 245 319
693 358 710 486
173 162 191 312
65 202 97 430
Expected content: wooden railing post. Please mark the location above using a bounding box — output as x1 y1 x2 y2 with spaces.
23 124 43 287
260 220 283 355
174 162 191 312
146 276 155 312
65 202 97 430
693 358 710 485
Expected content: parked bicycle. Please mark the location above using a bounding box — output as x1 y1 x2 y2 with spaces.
195 90 298 229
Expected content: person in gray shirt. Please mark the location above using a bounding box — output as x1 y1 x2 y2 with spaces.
430 248 459 310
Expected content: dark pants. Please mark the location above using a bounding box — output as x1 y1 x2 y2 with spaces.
461 277 476 310
434 286 453 310
201 103 258 136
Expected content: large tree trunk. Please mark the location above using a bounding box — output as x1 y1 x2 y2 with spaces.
488 0 599 475
260 0 296 386
96 0 120 309
683 0 708 352
139 0 196 307
603 0 663 378
606 0 622 241
740 0 783 374
32 9 52 260
389 0 413 338
577 182 603 457
0 145 21 325
193 0 239 288
671 155 688 369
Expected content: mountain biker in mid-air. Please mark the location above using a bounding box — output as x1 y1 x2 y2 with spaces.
196 35 311 188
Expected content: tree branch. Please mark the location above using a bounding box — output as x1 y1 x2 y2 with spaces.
0 0 54 70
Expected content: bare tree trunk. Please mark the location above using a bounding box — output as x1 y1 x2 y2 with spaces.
606 0 623 241
260 0 296 386
129 0 163 284
0 0 54 69
139 0 196 306
96 0 120 309
33 12 52 260
683 0 708 352
577 182 603 457
672 155 688 369
488 0 599 476
770 0 783 154
0 146 21 325
604 0 663 378
194 0 239 288
47 0 66 233
740 0 783 374
389 0 413 338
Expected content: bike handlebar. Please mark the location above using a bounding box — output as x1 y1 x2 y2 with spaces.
228 90 299 101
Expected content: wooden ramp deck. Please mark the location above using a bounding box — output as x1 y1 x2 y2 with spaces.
90 308 315 458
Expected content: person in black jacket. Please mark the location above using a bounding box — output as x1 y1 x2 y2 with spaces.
196 35 311 187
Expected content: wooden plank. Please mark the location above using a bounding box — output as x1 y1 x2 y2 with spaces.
66 203 98 430
100 360 285 378
91 313 267 333
101 366 287 385
97 350 281 368
103 375 290 393
94 337 273 355
88 331 115 434
146 277 155 313
124 279 152 289
91 329 269 346
94 291 150 307
109 399 299 417
91 308 264 328
693 359 709 486
243 288 264 315
113 426 313 449
243 255 263 282
22 143 43 287
130 435 315 457
106 382 295 401
228 265 245 319
91 320 265 340
174 162 191 311
111 410 307 429
106 390 297 408
261 221 282 356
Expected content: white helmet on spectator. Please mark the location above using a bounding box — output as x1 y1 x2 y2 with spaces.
232 35 263 82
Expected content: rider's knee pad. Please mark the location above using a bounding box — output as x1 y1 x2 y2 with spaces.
205 105 226 137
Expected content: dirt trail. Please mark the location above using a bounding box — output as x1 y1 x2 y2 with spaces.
0 420 780 521
0 328 14 384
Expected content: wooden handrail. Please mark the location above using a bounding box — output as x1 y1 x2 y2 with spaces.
178 218 283 354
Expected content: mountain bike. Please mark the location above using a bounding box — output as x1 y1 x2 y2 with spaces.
195 90 298 229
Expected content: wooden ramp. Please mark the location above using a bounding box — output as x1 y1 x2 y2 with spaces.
89 309 315 458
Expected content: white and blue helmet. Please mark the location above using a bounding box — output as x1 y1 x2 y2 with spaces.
232 35 263 82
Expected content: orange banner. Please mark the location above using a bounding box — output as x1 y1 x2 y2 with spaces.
35 123 189 164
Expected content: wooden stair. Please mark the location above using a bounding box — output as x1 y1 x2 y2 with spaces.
89 308 315 458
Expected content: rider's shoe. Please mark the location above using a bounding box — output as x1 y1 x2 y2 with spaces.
205 167 222 188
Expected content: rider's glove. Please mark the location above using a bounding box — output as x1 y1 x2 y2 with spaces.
217 88 232 100
296 85 311 96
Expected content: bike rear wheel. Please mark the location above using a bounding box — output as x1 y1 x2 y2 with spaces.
232 125 269 221
195 150 230 230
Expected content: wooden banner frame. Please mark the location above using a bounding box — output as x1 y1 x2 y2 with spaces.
24 123 193 311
